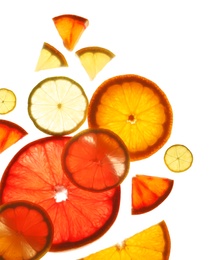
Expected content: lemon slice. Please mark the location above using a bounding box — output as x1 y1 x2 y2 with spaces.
76 47 115 80
35 42 68 71
164 144 193 172
28 76 88 135
0 88 16 114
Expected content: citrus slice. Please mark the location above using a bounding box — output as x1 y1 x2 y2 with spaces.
62 128 130 192
53 14 89 51
0 119 27 153
0 136 121 251
88 74 173 161
35 42 68 71
28 76 88 135
164 144 193 172
0 88 16 114
80 220 171 260
0 200 53 260
132 175 174 215
75 46 115 80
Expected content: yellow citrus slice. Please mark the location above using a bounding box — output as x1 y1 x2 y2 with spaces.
76 46 115 80
80 221 171 260
53 14 89 51
164 144 193 172
0 88 16 114
35 42 68 71
28 76 88 135
88 74 173 161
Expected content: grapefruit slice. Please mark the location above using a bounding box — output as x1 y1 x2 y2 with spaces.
0 200 53 260
132 175 174 215
0 119 27 153
62 128 130 192
80 221 171 260
53 14 89 51
0 136 120 251
35 42 68 71
75 46 115 80
0 88 16 114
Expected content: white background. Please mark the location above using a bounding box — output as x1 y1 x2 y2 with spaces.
0 0 218 259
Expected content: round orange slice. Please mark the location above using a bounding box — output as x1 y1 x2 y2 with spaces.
62 128 130 192
0 88 16 114
80 220 171 259
0 136 120 251
28 76 88 135
88 74 173 161
0 200 53 260
164 144 193 172
132 174 174 215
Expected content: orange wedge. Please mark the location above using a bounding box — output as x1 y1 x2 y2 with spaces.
164 144 193 172
0 88 16 114
76 46 115 80
53 14 89 51
80 221 171 260
0 120 27 153
35 42 68 71
88 74 173 161
0 200 53 260
132 175 174 215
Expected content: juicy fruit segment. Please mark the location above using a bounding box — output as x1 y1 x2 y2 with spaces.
80 221 171 260
0 200 53 260
53 14 89 51
132 175 174 215
76 46 115 80
0 120 27 153
164 144 193 172
0 137 121 251
35 42 68 71
62 128 130 192
0 88 16 114
28 76 88 135
88 74 173 161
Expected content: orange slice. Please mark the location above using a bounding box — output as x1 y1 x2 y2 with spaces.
164 144 193 172
0 119 27 153
62 128 130 192
75 46 115 80
132 175 174 215
0 200 53 260
0 88 16 114
28 76 88 135
35 42 68 71
88 74 173 161
53 14 89 51
80 221 171 260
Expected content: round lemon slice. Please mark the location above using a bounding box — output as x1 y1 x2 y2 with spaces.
28 76 88 135
0 88 16 114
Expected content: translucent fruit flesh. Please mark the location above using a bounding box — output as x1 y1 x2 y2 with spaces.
0 88 16 114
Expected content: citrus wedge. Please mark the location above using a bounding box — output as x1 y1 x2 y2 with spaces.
76 46 115 80
164 144 193 172
0 137 121 251
53 14 89 51
0 200 53 260
35 42 68 71
80 220 171 260
0 88 16 114
132 175 174 215
62 128 130 192
28 76 88 135
88 74 173 161
0 120 27 153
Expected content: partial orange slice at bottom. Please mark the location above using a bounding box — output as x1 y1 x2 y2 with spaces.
80 221 171 260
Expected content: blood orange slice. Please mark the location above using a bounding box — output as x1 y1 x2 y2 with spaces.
0 119 27 153
62 128 130 192
0 200 53 260
0 136 120 251
132 175 174 215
